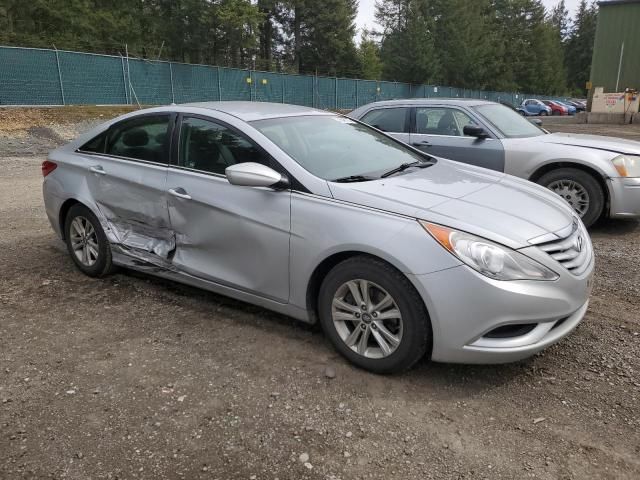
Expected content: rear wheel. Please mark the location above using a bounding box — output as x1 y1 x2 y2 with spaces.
552 110 561 116
539 110 548 116
318 256 431 374
537 168 604 227
64 204 115 277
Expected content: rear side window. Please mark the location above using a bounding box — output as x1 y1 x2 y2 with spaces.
360 108 409 133
79 131 107 153
105 115 171 164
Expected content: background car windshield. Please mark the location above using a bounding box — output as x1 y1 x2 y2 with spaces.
474 104 545 138
251 115 426 180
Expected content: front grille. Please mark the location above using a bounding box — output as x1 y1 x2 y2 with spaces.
534 221 592 276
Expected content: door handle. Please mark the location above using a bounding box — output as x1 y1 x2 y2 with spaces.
89 165 106 175
168 188 192 200
412 141 432 147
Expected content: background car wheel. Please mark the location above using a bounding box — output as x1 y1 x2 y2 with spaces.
552 110 561 116
64 204 115 277
539 110 548 116
318 256 431 374
537 168 604 227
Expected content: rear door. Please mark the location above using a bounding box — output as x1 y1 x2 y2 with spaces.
79 113 175 261
409 106 505 171
358 106 411 145
165 114 291 302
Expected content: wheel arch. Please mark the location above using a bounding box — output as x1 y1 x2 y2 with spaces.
58 198 82 241
305 250 429 324
529 161 610 216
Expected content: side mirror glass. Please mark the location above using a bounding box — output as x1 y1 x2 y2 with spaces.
463 125 489 138
225 162 289 189
530 119 543 126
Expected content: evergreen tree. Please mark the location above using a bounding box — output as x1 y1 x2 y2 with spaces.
433 0 499 90
282 0 360 76
377 0 440 84
358 30 383 80
566 0 598 95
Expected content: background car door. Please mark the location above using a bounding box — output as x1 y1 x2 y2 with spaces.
166 115 291 302
80 113 175 259
409 106 505 171
358 107 411 145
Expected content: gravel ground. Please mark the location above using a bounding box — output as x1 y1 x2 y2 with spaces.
1 112 639 479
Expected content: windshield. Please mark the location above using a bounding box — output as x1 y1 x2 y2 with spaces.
473 104 546 139
251 115 429 181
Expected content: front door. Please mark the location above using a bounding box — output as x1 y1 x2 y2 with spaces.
409 106 505 171
166 115 291 302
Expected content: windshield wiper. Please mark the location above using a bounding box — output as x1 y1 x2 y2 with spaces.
332 175 375 183
380 160 433 179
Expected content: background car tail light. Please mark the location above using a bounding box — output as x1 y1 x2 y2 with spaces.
42 160 57 177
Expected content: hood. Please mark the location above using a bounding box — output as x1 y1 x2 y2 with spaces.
328 160 574 249
534 132 640 156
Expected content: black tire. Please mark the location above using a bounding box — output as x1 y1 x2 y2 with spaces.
537 168 605 228
318 256 431 374
552 110 561 116
539 110 548 116
64 204 115 277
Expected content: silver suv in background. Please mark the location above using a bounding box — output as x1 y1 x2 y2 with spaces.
43 102 593 373
350 99 640 227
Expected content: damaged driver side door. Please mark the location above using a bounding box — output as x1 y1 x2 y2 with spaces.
80 113 175 264
165 115 291 303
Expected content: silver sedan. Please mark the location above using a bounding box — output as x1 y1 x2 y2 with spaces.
351 99 640 227
42 102 594 373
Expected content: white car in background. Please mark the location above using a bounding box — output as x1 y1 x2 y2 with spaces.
351 99 640 227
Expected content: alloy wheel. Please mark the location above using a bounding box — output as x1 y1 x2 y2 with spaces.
331 279 403 359
69 216 99 267
547 179 590 217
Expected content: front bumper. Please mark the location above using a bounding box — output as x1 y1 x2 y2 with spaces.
408 259 593 364
608 177 640 218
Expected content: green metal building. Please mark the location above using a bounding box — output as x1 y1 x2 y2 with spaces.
591 0 640 92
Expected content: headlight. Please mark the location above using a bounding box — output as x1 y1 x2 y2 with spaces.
420 221 559 281
612 155 640 177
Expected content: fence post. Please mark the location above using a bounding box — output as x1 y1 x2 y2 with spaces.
355 80 359 108
169 62 175 103
53 47 65 105
282 74 285 103
335 77 338 110
217 66 222 101
120 56 129 105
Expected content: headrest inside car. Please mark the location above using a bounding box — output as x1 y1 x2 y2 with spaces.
122 128 149 147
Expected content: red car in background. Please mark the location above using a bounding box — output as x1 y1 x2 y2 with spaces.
542 100 568 116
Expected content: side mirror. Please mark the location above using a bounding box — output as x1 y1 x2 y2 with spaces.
463 125 489 138
225 162 289 189
530 119 543 126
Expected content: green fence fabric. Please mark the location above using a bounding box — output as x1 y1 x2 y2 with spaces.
0 45 562 108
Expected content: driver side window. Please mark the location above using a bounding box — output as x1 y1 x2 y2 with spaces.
178 117 269 175
415 107 475 136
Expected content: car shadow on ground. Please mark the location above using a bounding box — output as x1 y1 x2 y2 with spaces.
123 266 534 395
590 218 639 236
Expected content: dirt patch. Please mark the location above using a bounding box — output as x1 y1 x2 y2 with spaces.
0 117 639 479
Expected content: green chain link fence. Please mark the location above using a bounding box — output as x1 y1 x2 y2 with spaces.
0 45 562 108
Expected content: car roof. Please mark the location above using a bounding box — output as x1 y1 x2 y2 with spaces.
182 101 332 121
353 98 497 109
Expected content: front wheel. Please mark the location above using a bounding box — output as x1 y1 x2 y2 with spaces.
537 168 605 227
318 256 431 374
539 110 548 116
